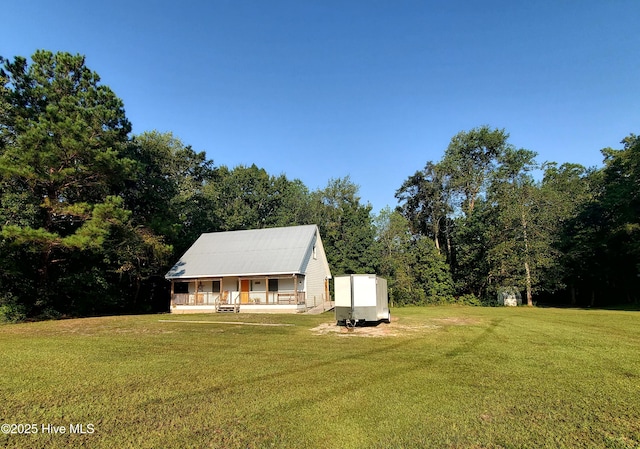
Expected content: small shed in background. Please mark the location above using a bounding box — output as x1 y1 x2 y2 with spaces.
498 287 522 306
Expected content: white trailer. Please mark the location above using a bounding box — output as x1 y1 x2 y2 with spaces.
335 274 391 326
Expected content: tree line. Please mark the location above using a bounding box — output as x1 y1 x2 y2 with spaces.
0 51 637 320
390 126 640 308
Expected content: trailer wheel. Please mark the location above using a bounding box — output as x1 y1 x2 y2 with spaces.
383 311 391 324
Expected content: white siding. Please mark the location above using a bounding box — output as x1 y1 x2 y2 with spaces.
251 279 266 292
222 277 238 292
303 230 331 307
279 278 294 291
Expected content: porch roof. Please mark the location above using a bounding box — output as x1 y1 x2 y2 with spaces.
165 225 320 280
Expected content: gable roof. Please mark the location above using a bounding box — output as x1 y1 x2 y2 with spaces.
165 225 325 280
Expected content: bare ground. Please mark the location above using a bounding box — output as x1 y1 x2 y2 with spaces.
310 315 479 337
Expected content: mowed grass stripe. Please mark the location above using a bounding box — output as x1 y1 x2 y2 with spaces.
0 307 638 448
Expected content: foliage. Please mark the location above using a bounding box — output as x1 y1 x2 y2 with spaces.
0 50 388 319
125 131 217 255
485 147 541 305
1 49 639 316
395 161 451 253
540 163 596 304
452 293 484 306
0 293 26 323
311 177 379 275
440 125 510 215
209 164 310 232
561 135 640 306
375 208 454 305
396 125 640 307
0 51 171 317
448 199 494 297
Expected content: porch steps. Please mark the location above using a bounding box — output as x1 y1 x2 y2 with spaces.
216 304 240 313
305 301 335 315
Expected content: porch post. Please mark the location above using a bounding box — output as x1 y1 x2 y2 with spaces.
294 274 298 304
265 276 269 304
325 278 329 302
194 279 199 305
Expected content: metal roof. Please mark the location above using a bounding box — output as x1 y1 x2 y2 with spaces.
165 225 321 279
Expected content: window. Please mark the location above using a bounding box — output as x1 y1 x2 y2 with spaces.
268 279 279 292
212 280 221 293
313 245 317 260
174 282 189 294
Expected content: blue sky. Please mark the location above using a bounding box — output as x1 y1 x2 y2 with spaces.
3 1 639 213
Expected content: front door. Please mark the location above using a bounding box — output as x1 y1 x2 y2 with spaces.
240 279 250 304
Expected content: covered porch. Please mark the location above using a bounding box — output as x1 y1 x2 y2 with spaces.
169 274 309 313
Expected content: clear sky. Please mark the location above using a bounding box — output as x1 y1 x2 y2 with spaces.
3 1 639 213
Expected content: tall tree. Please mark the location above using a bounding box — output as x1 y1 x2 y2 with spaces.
486 148 541 305
441 125 509 216
375 208 454 305
125 131 217 254
310 177 378 275
396 161 451 255
440 126 510 216
593 135 640 304
449 198 494 298
208 164 310 232
540 162 594 305
0 51 170 317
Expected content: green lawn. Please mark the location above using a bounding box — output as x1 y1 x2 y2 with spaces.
1 306 639 448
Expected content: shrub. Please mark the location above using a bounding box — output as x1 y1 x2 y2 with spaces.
0 294 26 323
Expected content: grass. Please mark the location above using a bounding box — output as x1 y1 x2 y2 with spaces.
0 306 639 448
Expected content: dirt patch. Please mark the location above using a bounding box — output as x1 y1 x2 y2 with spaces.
310 316 481 337
310 319 440 337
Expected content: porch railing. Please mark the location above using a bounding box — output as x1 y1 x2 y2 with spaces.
171 292 222 305
276 292 306 305
172 291 306 306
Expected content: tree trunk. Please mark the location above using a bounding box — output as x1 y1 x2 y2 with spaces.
524 259 533 306
433 218 440 253
445 221 453 264
522 209 533 306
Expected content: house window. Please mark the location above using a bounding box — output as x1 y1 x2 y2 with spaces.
313 245 317 260
174 282 189 294
268 279 279 292
212 281 221 293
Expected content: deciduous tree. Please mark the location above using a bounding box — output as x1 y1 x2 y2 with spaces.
441 126 509 216
396 161 451 255
310 177 378 275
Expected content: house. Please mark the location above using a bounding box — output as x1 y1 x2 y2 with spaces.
165 225 332 313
